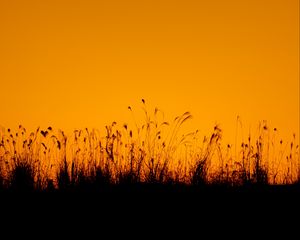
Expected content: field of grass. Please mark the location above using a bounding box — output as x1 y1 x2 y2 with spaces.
0 100 299 193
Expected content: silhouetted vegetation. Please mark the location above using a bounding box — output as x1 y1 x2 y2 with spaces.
0 100 299 192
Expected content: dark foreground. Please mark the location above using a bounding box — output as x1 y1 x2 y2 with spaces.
0 184 299 237
1 184 299 212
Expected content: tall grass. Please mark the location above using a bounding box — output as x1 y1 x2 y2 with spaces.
0 100 298 191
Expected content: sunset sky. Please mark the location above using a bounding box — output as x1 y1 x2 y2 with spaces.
0 0 299 143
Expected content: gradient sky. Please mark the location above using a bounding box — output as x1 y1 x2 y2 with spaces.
0 0 299 143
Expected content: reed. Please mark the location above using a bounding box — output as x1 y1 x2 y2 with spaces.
0 100 298 191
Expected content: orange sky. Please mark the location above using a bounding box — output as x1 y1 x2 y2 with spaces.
0 0 299 143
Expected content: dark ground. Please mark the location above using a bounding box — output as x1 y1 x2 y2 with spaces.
1 184 299 214
0 184 299 237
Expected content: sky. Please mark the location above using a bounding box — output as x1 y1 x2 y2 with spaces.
0 0 299 144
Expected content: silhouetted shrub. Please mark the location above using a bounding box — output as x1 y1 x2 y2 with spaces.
10 162 35 192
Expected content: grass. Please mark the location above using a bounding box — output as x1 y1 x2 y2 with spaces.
0 100 299 192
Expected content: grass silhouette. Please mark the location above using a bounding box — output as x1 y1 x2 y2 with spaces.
0 100 299 193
